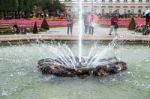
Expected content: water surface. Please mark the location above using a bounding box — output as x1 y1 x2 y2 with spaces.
0 43 150 99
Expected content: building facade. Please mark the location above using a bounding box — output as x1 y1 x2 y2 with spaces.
60 0 150 16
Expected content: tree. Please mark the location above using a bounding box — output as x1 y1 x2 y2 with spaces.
54 0 65 12
41 18 49 30
128 17 136 30
0 0 65 19
33 21 38 34
36 0 65 16
18 0 36 18
0 0 18 18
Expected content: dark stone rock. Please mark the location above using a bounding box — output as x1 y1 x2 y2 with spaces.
37 57 127 77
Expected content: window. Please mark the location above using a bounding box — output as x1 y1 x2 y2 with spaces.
124 0 127 2
116 9 119 13
124 9 127 14
131 6 135 8
102 0 105 2
131 0 135 2
138 9 142 14
116 6 121 8
102 9 105 14
101 6 106 8
128 10 131 14
138 6 143 8
117 0 120 2
109 9 112 14
132 9 134 13
146 6 150 8
108 6 113 8
139 0 142 2
123 6 128 8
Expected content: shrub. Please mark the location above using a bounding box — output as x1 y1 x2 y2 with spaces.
41 18 49 30
33 22 38 34
128 18 136 30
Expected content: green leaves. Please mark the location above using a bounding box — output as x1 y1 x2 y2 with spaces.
0 0 65 16
0 0 18 11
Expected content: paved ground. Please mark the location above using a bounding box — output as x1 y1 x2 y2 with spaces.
44 22 137 36
0 22 150 42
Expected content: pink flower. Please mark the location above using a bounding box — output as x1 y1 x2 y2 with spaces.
0 19 68 28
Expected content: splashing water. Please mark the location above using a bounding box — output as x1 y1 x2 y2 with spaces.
86 37 119 67
36 36 120 69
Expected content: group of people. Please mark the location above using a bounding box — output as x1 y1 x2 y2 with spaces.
66 11 150 36
13 24 20 33
13 24 26 34
84 14 96 35
66 13 96 35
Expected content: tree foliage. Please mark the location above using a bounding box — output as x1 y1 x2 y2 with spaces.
0 0 65 18
18 0 36 11
0 0 18 11
36 0 65 16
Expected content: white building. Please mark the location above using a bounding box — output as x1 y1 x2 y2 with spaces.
60 0 150 15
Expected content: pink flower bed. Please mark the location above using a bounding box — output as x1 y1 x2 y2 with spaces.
100 18 145 28
0 19 68 28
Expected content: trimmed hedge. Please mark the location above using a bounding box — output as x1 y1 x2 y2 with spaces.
41 18 49 30
128 18 136 30
33 22 38 34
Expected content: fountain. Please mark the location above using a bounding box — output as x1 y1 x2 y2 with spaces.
37 0 127 77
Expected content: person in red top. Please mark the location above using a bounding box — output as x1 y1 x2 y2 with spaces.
109 14 118 35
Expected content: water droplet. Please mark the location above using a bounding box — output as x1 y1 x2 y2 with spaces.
10 74 13 77
1 90 8 96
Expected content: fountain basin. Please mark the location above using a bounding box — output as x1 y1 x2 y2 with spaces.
38 57 127 77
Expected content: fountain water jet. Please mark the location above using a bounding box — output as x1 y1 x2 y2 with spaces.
78 0 83 62
37 1 127 77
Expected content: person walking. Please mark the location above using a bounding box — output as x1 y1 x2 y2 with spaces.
84 14 89 34
109 14 118 35
89 15 95 35
143 13 150 35
146 13 150 27
67 15 73 35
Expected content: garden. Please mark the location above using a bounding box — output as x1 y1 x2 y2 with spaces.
0 17 68 34
100 18 145 28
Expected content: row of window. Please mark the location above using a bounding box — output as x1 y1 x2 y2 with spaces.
65 0 150 2
101 9 143 14
99 6 150 8
103 0 150 2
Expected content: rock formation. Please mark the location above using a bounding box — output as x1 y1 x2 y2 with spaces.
37 57 127 77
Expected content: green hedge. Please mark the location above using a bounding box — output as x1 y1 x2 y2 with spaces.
41 18 49 30
128 18 136 30
33 22 38 34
